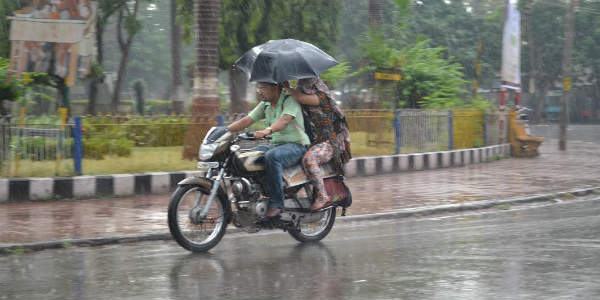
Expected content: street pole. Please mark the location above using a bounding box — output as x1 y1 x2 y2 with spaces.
560 0 576 151
474 41 483 98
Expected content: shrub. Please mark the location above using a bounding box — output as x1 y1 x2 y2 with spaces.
10 137 74 160
123 117 189 147
83 137 133 160
145 99 172 115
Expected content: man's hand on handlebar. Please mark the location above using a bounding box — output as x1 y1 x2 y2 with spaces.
253 129 270 139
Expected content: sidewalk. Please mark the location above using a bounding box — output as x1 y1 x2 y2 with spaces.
1 139 600 247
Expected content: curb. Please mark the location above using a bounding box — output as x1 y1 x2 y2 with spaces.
2 184 597 255
0 144 511 202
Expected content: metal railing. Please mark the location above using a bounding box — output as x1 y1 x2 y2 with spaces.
1 116 74 177
1 109 510 178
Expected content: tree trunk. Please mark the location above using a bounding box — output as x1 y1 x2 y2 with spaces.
535 82 549 123
88 19 105 115
229 68 247 114
192 0 220 114
368 0 384 28
112 45 131 114
88 79 98 115
170 0 185 114
111 2 139 114
183 0 221 160
593 81 600 121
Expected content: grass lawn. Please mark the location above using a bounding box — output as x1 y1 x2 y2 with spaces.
2 146 196 178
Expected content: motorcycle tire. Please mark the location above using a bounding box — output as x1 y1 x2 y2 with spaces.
288 207 336 243
168 185 230 252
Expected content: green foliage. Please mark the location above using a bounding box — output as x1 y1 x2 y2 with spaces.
83 137 133 159
104 1 192 99
82 116 188 150
217 0 342 69
23 93 57 115
0 0 21 58
0 56 25 102
86 62 105 80
10 137 73 160
122 117 189 147
133 79 146 115
321 62 352 87
359 36 469 109
521 0 565 87
124 15 143 36
21 115 60 126
0 57 54 115
145 99 172 114
175 0 194 44
574 0 600 85
360 30 402 69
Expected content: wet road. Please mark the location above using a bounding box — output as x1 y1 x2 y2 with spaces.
2 197 600 300
531 124 600 144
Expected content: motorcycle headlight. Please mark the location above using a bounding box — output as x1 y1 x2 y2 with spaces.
199 142 218 161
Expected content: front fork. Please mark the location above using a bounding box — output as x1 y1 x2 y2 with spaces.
189 160 229 224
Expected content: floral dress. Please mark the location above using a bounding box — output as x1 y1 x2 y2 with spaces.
297 78 351 207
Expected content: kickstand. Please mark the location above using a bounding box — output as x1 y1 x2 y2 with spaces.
341 207 346 216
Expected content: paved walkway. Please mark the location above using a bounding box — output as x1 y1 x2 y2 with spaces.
1 139 599 245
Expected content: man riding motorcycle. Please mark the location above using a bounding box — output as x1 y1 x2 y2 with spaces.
227 81 310 217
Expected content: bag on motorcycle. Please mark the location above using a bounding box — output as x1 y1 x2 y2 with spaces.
324 176 352 208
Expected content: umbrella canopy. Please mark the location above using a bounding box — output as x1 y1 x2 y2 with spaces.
234 39 338 84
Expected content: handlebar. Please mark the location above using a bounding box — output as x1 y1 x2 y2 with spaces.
238 132 272 140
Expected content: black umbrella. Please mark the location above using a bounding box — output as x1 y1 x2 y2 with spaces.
234 39 338 84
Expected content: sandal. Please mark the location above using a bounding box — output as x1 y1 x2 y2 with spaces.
311 192 331 211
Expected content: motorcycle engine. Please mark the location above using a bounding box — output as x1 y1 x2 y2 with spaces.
231 178 268 232
232 199 268 233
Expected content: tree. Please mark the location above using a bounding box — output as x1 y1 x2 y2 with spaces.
218 0 273 114
170 0 185 114
0 57 50 115
0 56 25 114
192 0 220 114
360 35 472 109
217 0 342 113
0 0 22 58
521 0 565 122
111 0 142 114
89 0 126 115
574 0 600 121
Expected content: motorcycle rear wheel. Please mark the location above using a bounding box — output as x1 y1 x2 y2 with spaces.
288 207 336 243
168 185 229 252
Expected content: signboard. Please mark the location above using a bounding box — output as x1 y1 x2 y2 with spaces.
501 1 521 91
563 77 572 91
8 0 96 87
374 72 402 81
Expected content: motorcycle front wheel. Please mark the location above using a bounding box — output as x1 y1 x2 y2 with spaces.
168 185 229 252
288 207 336 243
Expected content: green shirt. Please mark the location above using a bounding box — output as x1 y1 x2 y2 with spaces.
248 93 310 146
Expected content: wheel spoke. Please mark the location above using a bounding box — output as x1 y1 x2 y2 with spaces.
175 188 224 246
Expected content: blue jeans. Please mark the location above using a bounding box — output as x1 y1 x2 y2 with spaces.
254 143 307 208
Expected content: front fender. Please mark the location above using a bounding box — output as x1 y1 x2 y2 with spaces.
178 176 211 187
177 176 232 224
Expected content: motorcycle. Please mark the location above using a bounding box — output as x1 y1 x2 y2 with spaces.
168 126 351 252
